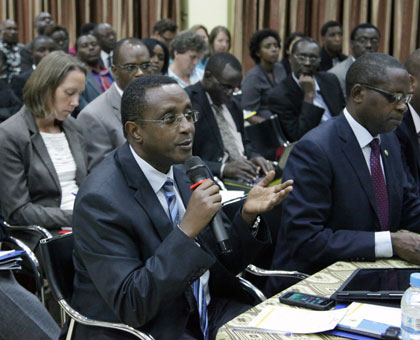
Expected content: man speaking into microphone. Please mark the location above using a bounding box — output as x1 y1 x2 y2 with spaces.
69 75 293 340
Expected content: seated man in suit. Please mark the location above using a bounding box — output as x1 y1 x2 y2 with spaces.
93 23 117 73
186 52 273 182
268 37 345 142
267 52 420 296
77 38 151 171
318 21 347 71
70 74 293 339
395 49 420 194
329 23 380 98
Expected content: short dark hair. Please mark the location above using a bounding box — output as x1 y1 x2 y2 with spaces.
112 37 145 65
121 75 178 134
80 22 96 35
249 28 280 64
141 38 170 74
30 35 54 51
44 25 69 38
205 52 242 78
170 30 205 59
209 26 231 52
152 18 177 35
346 52 406 97
320 21 342 37
283 31 304 57
350 23 380 41
291 37 320 54
405 49 420 78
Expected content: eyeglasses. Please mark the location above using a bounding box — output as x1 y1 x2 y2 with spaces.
293 54 320 64
354 37 379 45
137 110 199 128
358 83 412 104
213 76 239 96
117 62 152 73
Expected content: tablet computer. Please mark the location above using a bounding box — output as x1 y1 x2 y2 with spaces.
332 267 420 303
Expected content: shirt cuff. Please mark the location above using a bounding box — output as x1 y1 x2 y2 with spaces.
375 231 393 258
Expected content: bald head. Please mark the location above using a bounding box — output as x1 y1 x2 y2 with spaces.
2 19 18 44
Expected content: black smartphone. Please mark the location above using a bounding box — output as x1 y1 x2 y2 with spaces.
279 291 335 311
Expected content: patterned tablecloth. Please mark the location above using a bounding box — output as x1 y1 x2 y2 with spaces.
216 259 417 340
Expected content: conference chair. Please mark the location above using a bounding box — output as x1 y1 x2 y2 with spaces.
40 233 155 340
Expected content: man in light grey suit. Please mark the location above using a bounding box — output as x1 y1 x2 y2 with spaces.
329 23 380 97
78 38 151 171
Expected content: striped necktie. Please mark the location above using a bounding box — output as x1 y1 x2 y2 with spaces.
162 179 209 339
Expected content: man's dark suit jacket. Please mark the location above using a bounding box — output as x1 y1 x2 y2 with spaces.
319 46 347 71
268 72 345 142
10 69 32 101
70 142 270 339
266 113 420 296
185 82 259 177
395 108 420 194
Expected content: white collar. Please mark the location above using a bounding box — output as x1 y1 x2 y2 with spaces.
343 107 379 149
409 103 420 134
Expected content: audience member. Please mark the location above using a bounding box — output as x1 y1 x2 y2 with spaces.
395 49 420 194
0 51 21 122
76 34 111 112
168 30 205 88
186 52 273 180
190 24 210 70
0 224 60 340
329 23 381 97
44 24 70 53
319 21 347 71
242 29 286 123
0 51 87 248
94 22 117 72
141 37 169 74
78 38 151 171
21 12 55 71
11 35 57 101
0 19 25 81
69 22 96 56
280 31 304 75
267 53 420 296
268 37 345 142
69 74 293 339
152 18 178 47
209 26 231 54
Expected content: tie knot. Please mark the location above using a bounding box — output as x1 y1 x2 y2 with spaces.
370 138 380 152
162 179 174 193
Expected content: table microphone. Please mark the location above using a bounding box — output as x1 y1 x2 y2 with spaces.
185 156 232 254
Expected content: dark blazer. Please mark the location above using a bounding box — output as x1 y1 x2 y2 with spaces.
186 82 259 177
319 46 347 71
268 71 345 142
0 79 21 122
10 69 32 101
267 112 420 295
75 70 102 117
70 142 269 339
395 108 420 194
0 107 87 229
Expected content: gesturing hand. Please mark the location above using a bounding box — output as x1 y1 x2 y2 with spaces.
241 171 293 225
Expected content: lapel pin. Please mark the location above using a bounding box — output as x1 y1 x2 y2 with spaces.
384 150 389 156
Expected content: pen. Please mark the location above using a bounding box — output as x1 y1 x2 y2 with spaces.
231 327 291 335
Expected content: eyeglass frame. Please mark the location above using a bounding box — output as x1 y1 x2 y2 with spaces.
116 62 152 73
358 83 412 104
135 110 199 128
293 54 321 64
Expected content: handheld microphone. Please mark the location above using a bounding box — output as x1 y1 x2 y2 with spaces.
184 156 232 254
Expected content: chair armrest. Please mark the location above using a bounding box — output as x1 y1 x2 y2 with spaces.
58 299 155 340
245 264 309 280
237 276 267 302
3 221 53 239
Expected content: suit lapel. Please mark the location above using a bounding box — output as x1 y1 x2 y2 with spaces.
62 119 87 184
337 114 380 221
23 109 61 193
117 144 178 241
316 73 340 116
108 83 122 123
404 109 420 172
